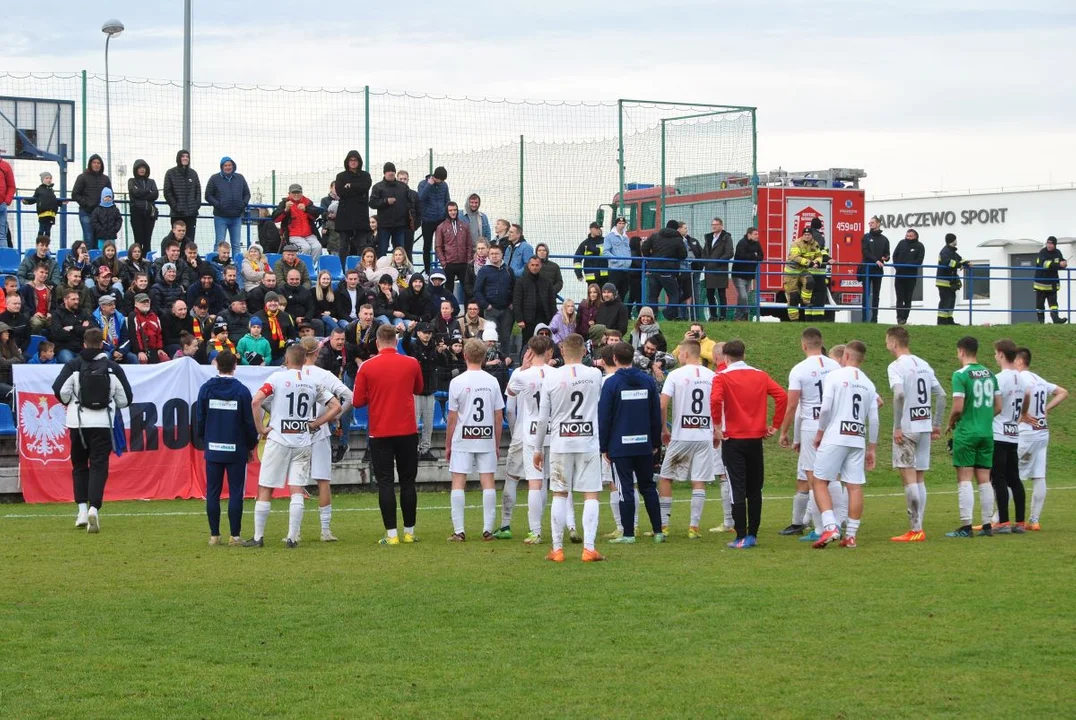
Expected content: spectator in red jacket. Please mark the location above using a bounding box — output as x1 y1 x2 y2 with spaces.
0 154 15 248
434 202 472 294
272 184 323 258
353 323 425 544
711 339 788 548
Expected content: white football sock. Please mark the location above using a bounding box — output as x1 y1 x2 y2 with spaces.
566 490 578 531
792 491 809 526
253 500 270 541
720 478 733 527
582 498 599 551
450 489 465 534
482 488 497 534
403 526 414 536
829 481 847 524
288 493 304 541
501 477 518 528
659 495 672 529
690 490 706 528
846 518 861 539
634 489 641 529
551 495 567 551
807 489 821 530
820 509 838 531
528 489 543 536
609 489 623 531
319 504 332 532
387 528 398 539
1030 478 1047 523
918 482 927 526
957 481 974 525
978 483 995 525
904 484 920 531
77 502 88 514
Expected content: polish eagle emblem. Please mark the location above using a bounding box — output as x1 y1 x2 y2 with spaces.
19 394 69 462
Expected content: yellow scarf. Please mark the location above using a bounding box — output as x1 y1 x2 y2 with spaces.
266 310 284 348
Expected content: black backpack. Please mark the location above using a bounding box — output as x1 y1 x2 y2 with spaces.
78 357 113 411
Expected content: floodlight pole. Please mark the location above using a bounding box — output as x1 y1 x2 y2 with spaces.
104 33 114 180
183 0 192 151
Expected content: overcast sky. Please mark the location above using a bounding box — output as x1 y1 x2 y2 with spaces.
3 0 1074 198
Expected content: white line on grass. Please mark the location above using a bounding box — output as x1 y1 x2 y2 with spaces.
5 485 1076 521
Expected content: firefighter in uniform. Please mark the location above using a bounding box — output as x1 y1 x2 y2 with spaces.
574 222 608 286
783 219 824 321
1033 235 1069 324
935 232 968 325
805 221 830 320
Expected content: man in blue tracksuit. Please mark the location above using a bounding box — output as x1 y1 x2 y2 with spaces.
598 341 664 543
204 156 251 256
195 350 258 545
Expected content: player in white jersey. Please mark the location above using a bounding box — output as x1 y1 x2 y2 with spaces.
244 344 341 548
497 390 525 537
299 336 354 542
504 335 555 544
445 339 505 541
884 326 946 542
778 328 841 537
811 341 879 549
990 339 1027 533
658 339 716 539
1014 346 1068 530
534 333 605 562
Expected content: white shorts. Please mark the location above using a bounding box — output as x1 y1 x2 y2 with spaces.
259 440 311 489
712 445 725 478
505 437 524 479
549 451 602 493
523 443 550 482
813 443 866 486
310 437 332 482
892 432 931 471
796 428 818 481
1018 437 1048 480
450 449 498 476
660 440 713 482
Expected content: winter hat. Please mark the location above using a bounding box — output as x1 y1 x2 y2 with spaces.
810 217 823 230
0 322 10 334
639 306 656 320
945 233 957 244
40 171 52 181
213 319 228 333
1046 236 1058 246
162 262 177 274
379 273 394 285
263 292 280 303
288 183 303 194
416 322 432 333
482 326 499 343
433 166 448 181
383 161 396 174
249 317 263 327
199 267 215 278
601 282 617 295
99 187 115 208
665 220 680 230
590 221 602 230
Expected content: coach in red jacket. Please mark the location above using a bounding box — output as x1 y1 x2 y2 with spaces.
354 323 424 543
711 339 788 548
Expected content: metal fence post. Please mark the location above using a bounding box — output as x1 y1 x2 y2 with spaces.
751 109 758 226
81 70 87 170
617 101 625 222
428 148 433 177
519 135 524 226
271 170 276 204
364 85 370 171
754 264 761 321
660 120 666 226
968 267 974 326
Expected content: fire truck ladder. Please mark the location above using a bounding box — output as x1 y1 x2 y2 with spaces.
758 168 867 189
766 188 786 268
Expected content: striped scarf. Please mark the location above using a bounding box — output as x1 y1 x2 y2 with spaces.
212 337 236 355
266 310 284 348
191 319 204 342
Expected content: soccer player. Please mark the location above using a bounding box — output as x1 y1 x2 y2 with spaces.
944 336 1001 538
534 333 605 562
300 336 354 542
495 377 526 540
885 326 946 542
778 327 840 536
990 339 1027 533
245 344 340 548
445 339 505 541
1014 346 1068 530
505 335 555 544
811 340 878 549
658 338 716 538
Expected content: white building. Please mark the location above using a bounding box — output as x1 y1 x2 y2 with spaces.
865 187 1076 325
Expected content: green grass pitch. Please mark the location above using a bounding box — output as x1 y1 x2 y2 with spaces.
2 322 1075 718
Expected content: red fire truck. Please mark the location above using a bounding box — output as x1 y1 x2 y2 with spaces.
597 168 868 308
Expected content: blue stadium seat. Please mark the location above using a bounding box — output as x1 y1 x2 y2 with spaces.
350 405 369 432
433 397 447 431
26 334 46 359
344 255 362 272
146 251 157 263
317 255 343 283
0 248 21 276
266 253 282 269
56 248 70 267
298 254 315 277
117 250 127 260
89 249 101 261
0 405 15 437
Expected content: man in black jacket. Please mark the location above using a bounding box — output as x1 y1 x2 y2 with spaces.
402 322 442 461
859 216 891 323
279 267 316 333
51 289 92 364
512 255 556 350
703 218 735 321
731 228 764 321
642 220 688 320
369 162 413 256
163 150 202 240
246 272 278 316
335 150 373 262
891 229 925 325
595 282 629 334
1034 235 1069 324
219 296 252 345
573 223 608 286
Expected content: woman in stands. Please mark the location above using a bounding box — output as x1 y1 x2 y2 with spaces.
549 297 579 343
242 244 271 291
577 282 603 338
